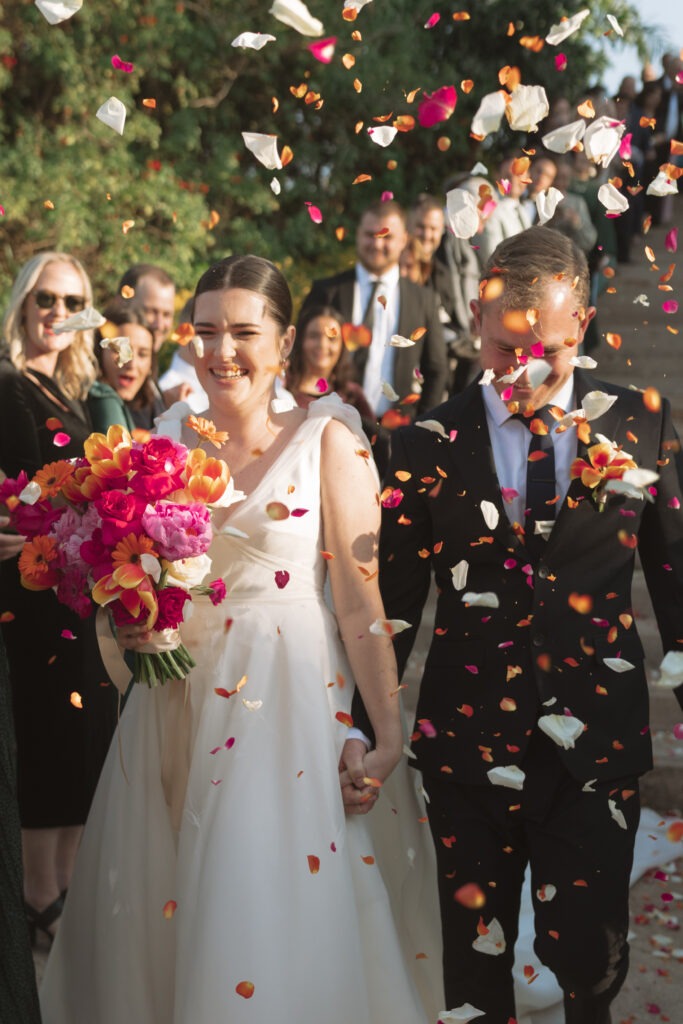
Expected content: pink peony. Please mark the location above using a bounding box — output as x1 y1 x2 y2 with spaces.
141 502 212 561
156 586 191 629
129 437 188 500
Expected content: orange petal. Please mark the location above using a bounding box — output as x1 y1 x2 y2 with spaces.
235 981 254 999
307 855 320 874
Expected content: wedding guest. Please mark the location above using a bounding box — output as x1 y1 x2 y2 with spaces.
0 253 117 948
117 263 176 353
473 155 532 265
399 236 432 286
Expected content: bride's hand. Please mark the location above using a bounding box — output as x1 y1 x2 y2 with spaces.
115 623 154 651
339 738 401 816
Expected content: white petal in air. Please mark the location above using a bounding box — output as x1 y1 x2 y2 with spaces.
344 0 373 11
583 117 625 169
52 307 106 334
622 467 660 490
445 188 480 239
242 132 282 170
389 334 416 348
100 336 133 367
658 650 683 687
570 355 597 369
450 560 468 591
367 126 398 148
602 657 635 673
19 481 42 505
545 8 590 45
192 334 205 358
380 381 400 401
472 917 506 955
536 883 557 902
606 14 623 36
538 714 584 749
438 1005 486 1023
505 84 549 133
633 294 650 306
598 182 629 214
470 91 506 139
526 359 552 390
369 618 412 637
487 765 525 790
535 186 564 225
541 118 586 154
96 97 127 136
270 178 282 195
480 499 499 530
35 0 82 25
269 0 323 36
231 31 276 49
416 419 448 438
479 368 496 386
581 390 618 421
462 591 500 609
647 170 679 197
608 798 628 830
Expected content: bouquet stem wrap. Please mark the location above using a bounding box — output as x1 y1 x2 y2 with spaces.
134 628 196 687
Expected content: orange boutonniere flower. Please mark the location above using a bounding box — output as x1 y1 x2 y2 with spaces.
570 441 638 510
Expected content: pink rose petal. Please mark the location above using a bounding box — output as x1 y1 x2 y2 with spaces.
418 719 437 738
111 54 135 73
0 204 5 216
662 300 678 314
381 488 403 508
305 202 323 224
465 664 479 674
501 386 513 401
290 508 309 517
53 431 71 447
381 191 394 201
503 558 518 569
424 12 440 28
449 429 458 442
60 629 76 639
315 377 329 393
555 53 567 72
307 36 337 64
274 570 290 589
417 85 457 127
665 227 678 252
673 722 683 739
501 488 519 504
619 132 632 160
530 341 545 358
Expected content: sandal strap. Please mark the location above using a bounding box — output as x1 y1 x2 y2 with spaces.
25 893 65 931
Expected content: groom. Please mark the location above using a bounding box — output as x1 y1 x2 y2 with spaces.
342 226 683 1023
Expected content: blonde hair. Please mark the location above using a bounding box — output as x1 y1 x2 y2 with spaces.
2 252 97 401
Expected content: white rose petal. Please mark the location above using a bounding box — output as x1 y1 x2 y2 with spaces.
241 132 282 170
446 188 480 239
269 0 323 36
633 294 650 306
231 31 276 49
344 0 372 11
35 0 82 25
472 917 506 955
52 307 106 334
609 798 628 830
369 618 412 637
542 119 586 154
536 186 564 225
416 419 448 438
462 591 500 609
471 91 507 139
623 467 659 489
582 778 597 792
368 126 398 148
583 116 625 168
534 519 555 538
658 650 683 687
598 182 629 214
100 336 133 367
487 765 525 790
538 714 584 749
380 381 400 401
526 359 552 390
581 390 618 421
438 1005 486 1023
389 334 416 348
480 499 499 530
451 560 468 591
470 161 489 176
536 883 557 902
546 8 590 45
606 14 623 36
647 171 679 197
479 368 496 386
505 84 549 133
19 481 42 505
192 334 205 358
270 177 282 195
498 365 526 384
570 355 597 369
603 658 635 673
242 699 263 711
96 97 127 136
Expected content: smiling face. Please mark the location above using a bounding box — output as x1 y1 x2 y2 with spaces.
100 322 154 402
192 287 294 420
300 315 343 380
136 276 176 350
356 210 408 276
22 261 87 369
410 206 444 260
472 277 595 410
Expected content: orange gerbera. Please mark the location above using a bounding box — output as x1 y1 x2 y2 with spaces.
111 533 158 587
186 416 229 450
18 535 60 589
33 460 75 499
181 449 230 504
84 424 133 479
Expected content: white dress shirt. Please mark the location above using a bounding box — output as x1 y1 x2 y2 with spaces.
354 263 401 415
481 376 577 527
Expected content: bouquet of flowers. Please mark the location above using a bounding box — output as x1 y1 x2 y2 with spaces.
0 424 238 687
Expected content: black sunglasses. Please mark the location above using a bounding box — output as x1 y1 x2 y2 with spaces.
33 290 86 314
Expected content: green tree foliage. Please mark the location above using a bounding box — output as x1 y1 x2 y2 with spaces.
0 0 649 307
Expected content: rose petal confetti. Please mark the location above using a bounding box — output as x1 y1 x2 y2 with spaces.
242 132 282 170
235 980 255 999
231 32 276 50
53 432 71 447
470 91 506 139
462 591 500 608
545 8 590 45
505 84 549 133
111 55 134 73
96 97 126 136
418 85 457 127
69 691 82 708
451 560 468 591
274 570 290 589
307 36 336 62
305 202 323 223
487 765 525 790
369 617 411 637
34 0 82 25
598 182 629 214
472 916 506 955
163 900 177 919
542 118 586 154
269 0 323 36
437 1006 485 1023
367 125 398 147
665 227 678 252
538 714 584 749
445 188 480 239
52 306 106 333
535 186 564 225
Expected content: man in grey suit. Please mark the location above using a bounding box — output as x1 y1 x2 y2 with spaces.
300 199 448 422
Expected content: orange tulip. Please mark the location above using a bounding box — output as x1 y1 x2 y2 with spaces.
84 424 133 479
182 449 230 504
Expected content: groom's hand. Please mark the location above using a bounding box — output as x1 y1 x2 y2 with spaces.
339 738 378 815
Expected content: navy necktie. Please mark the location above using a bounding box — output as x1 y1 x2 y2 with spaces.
513 407 558 562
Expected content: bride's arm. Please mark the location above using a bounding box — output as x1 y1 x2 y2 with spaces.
320 419 403 798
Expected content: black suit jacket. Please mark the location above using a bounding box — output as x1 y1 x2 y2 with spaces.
355 371 683 784
300 267 448 418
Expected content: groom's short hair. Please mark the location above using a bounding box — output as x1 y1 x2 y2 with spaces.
481 226 590 311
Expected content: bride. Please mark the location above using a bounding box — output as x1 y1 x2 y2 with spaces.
40 255 443 1023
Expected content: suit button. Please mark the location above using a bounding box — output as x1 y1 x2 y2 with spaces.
532 633 545 647
537 564 549 579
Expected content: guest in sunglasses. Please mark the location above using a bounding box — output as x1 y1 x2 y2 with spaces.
89 298 165 435
0 253 117 950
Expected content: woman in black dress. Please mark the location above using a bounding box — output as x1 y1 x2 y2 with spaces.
0 253 117 948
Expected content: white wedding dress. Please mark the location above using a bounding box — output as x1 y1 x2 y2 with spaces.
40 396 444 1024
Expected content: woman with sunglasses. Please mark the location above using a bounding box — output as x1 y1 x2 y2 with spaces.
0 253 117 950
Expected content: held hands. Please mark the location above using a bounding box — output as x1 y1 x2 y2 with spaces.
338 737 402 816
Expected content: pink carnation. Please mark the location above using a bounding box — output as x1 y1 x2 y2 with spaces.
208 579 226 606
141 502 212 561
156 586 191 629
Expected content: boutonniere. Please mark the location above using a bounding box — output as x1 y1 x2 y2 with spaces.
570 435 659 511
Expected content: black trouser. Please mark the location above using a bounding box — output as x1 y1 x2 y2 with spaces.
424 730 639 1023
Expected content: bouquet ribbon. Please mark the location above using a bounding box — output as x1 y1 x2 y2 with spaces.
96 608 193 831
